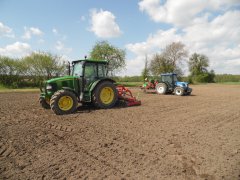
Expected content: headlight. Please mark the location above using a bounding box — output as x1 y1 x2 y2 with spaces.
46 84 52 90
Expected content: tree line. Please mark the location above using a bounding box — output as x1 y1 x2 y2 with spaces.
142 42 215 83
0 40 239 88
0 41 125 88
0 52 66 88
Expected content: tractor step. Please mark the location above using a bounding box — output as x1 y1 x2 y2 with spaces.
116 85 141 106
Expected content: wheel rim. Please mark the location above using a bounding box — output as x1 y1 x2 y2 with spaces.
58 96 73 111
176 89 182 95
100 87 114 105
157 86 164 93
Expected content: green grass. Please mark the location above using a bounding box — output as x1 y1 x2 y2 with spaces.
116 82 143 87
0 84 39 93
217 82 240 85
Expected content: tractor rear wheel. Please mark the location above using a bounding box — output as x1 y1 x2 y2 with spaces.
39 97 50 109
92 81 118 109
156 83 167 95
174 87 184 96
50 90 78 115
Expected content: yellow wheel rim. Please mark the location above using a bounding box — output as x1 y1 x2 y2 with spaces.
100 87 114 105
58 96 73 111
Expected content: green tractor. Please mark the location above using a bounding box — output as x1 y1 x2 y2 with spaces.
39 59 140 115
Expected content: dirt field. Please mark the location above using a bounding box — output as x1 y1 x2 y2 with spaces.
0 84 239 180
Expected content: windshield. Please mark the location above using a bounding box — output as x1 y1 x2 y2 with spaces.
72 61 83 76
173 75 178 82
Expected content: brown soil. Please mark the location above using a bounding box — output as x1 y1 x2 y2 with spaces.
0 84 240 180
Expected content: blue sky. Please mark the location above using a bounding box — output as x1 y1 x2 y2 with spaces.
0 0 240 75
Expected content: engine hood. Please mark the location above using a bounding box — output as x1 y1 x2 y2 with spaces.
175 81 189 87
46 76 77 84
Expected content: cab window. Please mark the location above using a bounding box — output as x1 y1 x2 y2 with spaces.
98 64 107 77
84 63 97 78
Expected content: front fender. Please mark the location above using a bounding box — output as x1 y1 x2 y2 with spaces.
62 87 79 97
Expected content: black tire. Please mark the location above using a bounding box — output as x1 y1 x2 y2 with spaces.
39 97 50 109
50 90 78 115
174 87 184 96
92 81 118 109
155 83 167 95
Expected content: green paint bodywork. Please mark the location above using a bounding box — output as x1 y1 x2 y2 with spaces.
40 59 115 104
40 76 80 102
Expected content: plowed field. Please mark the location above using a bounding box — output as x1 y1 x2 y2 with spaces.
0 84 240 179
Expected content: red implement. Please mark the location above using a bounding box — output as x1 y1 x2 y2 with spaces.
116 85 141 106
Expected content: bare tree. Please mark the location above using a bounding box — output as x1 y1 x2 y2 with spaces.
149 42 188 76
163 42 188 67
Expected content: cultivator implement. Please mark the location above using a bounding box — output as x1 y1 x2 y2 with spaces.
116 85 141 106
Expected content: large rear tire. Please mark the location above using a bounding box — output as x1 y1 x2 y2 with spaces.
50 90 78 115
174 87 184 96
156 83 167 95
92 81 118 109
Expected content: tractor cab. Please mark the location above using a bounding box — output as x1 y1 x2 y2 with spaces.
156 73 192 96
72 59 108 92
160 73 178 90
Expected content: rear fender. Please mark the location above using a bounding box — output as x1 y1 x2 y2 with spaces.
89 78 116 94
89 78 116 100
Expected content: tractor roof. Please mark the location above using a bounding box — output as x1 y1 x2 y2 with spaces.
72 59 108 64
161 73 177 76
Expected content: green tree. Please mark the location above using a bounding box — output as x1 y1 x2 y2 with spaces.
149 54 172 76
90 41 126 76
23 52 65 79
188 53 215 83
189 53 209 75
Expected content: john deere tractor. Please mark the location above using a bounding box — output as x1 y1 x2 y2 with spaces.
39 59 119 115
155 73 192 96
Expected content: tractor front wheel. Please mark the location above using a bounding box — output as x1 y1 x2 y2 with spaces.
156 83 167 95
174 87 184 96
92 81 118 109
50 90 78 115
39 97 50 109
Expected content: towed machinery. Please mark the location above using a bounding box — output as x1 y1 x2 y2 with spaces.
141 73 192 96
40 59 141 115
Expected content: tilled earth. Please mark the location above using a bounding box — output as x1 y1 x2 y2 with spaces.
0 84 240 180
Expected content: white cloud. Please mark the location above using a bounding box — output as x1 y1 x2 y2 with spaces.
126 28 181 56
55 41 72 54
125 8 240 75
0 42 31 58
22 27 43 39
52 28 59 35
0 22 15 38
139 0 240 27
89 9 122 38
52 28 67 41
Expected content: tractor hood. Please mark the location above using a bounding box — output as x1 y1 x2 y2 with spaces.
175 81 189 88
44 75 79 93
46 76 77 83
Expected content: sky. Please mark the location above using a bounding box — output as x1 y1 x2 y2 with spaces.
0 0 240 76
